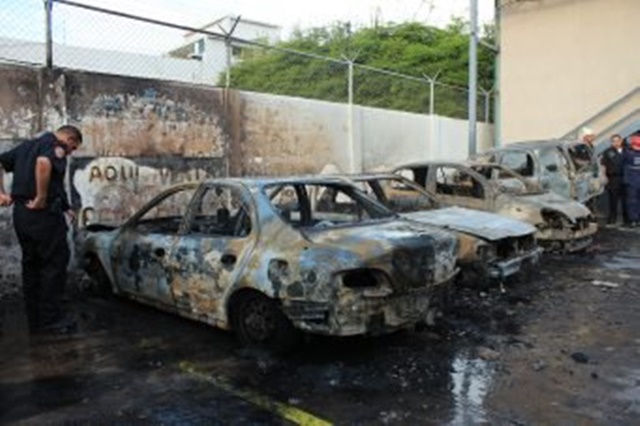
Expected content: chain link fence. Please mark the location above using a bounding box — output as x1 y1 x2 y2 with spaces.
0 0 494 122
0 0 47 66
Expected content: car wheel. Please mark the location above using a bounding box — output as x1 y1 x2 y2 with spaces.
86 256 113 298
230 292 299 352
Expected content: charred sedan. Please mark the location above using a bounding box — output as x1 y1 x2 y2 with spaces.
77 177 459 349
394 162 598 253
342 174 541 282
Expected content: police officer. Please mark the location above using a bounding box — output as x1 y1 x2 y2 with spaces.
601 134 628 225
623 134 640 227
0 125 82 333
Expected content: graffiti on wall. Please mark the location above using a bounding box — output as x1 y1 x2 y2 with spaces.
0 106 38 138
71 156 226 227
80 90 228 157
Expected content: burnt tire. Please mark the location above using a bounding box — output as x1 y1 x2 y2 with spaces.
230 292 300 353
86 256 113 298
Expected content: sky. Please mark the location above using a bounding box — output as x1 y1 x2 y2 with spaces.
1 0 495 54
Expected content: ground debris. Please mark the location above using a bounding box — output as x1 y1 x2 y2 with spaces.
570 352 589 364
591 280 620 289
477 346 501 361
532 360 547 372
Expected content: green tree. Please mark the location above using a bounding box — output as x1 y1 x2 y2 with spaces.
226 21 495 119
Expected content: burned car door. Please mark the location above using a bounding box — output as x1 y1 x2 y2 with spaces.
535 147 572 199
496 150 537 182
566 143 600 202
169 183 258 319
110 186 198 306
428 165 491 211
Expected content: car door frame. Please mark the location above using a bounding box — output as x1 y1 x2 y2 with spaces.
109 183 201 307
425 163 495 212
167 180 261 323
562 142 599 202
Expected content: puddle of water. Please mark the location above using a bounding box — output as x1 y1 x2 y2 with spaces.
600 254 640 271
448 353 493 425
613 368 640 414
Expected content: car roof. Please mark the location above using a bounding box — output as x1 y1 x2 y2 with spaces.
394 160 505 170
486 139 584 151
341 173 402 181
201 175 355 188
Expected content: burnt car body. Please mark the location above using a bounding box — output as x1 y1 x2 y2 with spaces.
393 162 598 253
77 177 459 349
474 139 604 204
342 174 542 282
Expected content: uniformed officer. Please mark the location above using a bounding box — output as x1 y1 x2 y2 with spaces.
601 134 628 225
623 134 640 227
0 125 82 333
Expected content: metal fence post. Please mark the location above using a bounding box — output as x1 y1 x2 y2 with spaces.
423 71 441 116
347 60 354 106
45 0 53 68
468 0 478 155
480 87 493 123
346 60 356 172
225 39 232 89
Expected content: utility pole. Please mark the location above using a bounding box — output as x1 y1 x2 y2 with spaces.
45 0 53 69
468 0 478 155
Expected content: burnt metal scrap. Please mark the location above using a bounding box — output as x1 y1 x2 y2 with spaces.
342 174 542 282
393 161 598 253
473 139 605 204
77 176 460 349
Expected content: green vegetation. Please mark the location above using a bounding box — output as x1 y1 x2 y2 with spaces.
226 20 495 118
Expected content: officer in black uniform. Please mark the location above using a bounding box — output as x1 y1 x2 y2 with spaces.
0 125 82 333
601 134 628 225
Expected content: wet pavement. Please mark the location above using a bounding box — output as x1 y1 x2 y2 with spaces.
1 227 639 425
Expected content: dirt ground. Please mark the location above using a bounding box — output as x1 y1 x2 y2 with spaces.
1 226 639 425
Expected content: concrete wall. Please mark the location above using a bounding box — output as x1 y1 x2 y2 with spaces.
233 92 494 176
499 0 640 143
65 72 231 227
0 63 494 294
0 64 231 293
360 108 494 171
0 66 44 293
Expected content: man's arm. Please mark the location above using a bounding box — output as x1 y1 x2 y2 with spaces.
0 163 11 207
26 156 52 209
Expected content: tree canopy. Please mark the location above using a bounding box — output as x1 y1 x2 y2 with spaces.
226 21 495 119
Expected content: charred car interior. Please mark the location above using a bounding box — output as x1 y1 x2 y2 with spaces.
393 162 598 253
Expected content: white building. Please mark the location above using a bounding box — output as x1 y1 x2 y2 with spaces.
168 16 282 84
0 16 281 86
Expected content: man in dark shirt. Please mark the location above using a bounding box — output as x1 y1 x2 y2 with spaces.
601 134 628 225
623 134 640 227
0 125 82 333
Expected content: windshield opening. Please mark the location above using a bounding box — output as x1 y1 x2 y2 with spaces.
265 182 395 229
470 165 542 195
353 177 438 213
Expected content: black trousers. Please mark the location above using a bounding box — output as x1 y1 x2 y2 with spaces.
13 203 70 329
606 179 628 223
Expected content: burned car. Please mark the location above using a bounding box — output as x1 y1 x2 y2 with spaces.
393 162 598 253
341 174 541 283
474 139 605 204
77 177 459 350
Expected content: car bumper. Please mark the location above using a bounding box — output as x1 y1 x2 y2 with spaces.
284 268 458 337
487 247 543 280
537 222 598 253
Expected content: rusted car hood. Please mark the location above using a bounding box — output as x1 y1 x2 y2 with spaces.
515 192 591 219
403 207 535 241
303 219 456 253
